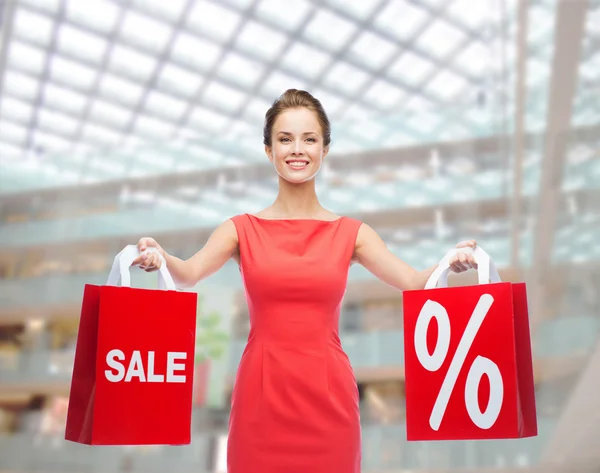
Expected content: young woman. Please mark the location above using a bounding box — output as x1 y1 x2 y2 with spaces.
132 89 477 473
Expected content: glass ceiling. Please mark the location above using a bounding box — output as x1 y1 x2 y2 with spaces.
0 0 523 191
0 0 597 198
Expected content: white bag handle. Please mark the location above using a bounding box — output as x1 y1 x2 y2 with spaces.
106 245 176 291
425 246 501 290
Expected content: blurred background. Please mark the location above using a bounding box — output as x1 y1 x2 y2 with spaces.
0 0 599 471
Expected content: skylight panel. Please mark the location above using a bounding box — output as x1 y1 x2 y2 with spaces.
235 21 287 61
50 56 98 91
98 73 145 107
322 61 370 95
188 107 229 133
170 32 222 72
3 71 41 101
203 82 246 113
342 103 377 123
348 31 397 70
143 91 187 121
243 97 272 121
373 1 429 41
130 0 188 23
32 130 72 151
426 70 467 100
0 142 23 160
311 88 345 117
363 80 406 110
7 41 47 75
255 0 312 32
134 115 175 139
455 42 490 77
56 24 109 65
186 1 242 43
303 10 358 52
156 64 204 97
325 0 380 20
418 20 467 57
65 0 121 34
120 10 173 54
0 97 34 124
43 83 88 115
82 123 123 145
387 52 435 85
216 52 265 88
20 0 61 14
0 120 29 145
107 45 158 81
280 42 331 80
261 72 308 100
447 0 489 29
37 109 79 136
88 100 133 128
12 8 54 47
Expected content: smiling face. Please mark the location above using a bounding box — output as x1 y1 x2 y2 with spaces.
265 107 329 184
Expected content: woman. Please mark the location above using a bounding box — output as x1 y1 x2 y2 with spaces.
133 89 477 473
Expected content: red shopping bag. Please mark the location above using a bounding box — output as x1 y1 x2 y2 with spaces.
65 246 197 445
403 247 537 441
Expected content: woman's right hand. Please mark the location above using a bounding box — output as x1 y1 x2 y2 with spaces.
132 237 166 272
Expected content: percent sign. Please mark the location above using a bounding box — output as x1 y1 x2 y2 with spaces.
414 294 504 431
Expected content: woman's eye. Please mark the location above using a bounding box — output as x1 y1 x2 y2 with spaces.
306 138 316 142
280 138 290 142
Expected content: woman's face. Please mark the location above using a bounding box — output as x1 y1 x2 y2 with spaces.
266 107 328 184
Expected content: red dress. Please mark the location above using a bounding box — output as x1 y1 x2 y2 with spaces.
228 213 363 473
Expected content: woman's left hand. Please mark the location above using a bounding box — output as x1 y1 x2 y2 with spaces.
449 240 478 273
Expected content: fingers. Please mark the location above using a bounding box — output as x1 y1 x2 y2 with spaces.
449 251 478 273
455 239 477 249
140 253 162 270
132 249 163 271
133 237 164 269
137 237 155 252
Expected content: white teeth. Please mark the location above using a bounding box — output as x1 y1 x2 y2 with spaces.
287 161 308 168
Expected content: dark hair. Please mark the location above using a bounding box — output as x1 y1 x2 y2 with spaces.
263 89 331 147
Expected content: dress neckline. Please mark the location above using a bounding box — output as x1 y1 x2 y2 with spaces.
246 213 344 223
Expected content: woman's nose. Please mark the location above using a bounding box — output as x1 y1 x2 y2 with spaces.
292 140 303 154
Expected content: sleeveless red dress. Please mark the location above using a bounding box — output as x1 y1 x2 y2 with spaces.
227 213 363 473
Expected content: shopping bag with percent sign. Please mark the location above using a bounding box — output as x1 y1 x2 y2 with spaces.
64 245 197 446
403 246 537 441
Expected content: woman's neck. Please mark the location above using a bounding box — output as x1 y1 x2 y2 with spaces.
267 177 325 218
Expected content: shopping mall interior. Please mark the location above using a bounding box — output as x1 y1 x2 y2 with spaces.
0 0 599 471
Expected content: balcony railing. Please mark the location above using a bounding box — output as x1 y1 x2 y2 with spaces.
0 417 556 472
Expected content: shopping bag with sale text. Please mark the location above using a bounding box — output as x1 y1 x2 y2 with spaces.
403 246 537 441
65 245 197 446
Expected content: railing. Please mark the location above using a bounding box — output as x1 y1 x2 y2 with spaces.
0 417 556 472
2 223 600 312
1 314 598 389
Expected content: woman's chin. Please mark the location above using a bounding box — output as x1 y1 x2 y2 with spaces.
276 164 320 184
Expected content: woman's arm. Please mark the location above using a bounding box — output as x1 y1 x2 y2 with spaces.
133 219 239 289
353 223 477 291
